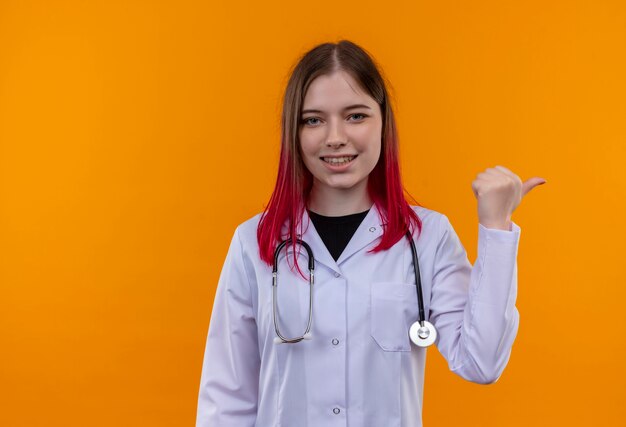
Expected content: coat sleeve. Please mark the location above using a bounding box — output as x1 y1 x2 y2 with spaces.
196 226 260 426
429 213 521 384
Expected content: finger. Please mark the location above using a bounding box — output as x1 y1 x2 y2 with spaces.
521 177 547 196
487 166 516 180
484 167 505 177
494 166 523 188
494 165 516 177
494 166 524 184
484 168 514 186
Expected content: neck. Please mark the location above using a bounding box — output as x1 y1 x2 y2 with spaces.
307 179 373 216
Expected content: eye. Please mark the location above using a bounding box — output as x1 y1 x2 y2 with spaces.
301 117 320 126
349 113 366 121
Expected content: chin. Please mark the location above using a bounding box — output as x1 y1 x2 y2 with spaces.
325 180 360 190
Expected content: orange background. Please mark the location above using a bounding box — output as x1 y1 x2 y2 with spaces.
1 0 625 426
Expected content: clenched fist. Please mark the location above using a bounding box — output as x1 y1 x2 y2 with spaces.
471 165 546 230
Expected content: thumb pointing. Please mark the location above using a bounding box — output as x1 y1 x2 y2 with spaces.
522 177 547 196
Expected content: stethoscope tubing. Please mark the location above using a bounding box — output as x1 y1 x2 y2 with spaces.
272 238 315 344
406 230 426 328
272 230 435 346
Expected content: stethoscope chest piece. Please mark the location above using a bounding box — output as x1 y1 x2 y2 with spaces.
409 320 437 347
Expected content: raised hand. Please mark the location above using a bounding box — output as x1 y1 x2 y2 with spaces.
471 165 546 230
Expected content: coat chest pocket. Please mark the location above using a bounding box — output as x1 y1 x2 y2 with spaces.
370 281 419 352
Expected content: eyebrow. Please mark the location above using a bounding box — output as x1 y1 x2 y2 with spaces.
301 104 372 115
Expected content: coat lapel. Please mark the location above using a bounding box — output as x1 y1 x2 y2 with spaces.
298 209 339 272
335 204 384 265
279 208 338 273
279 204 386 273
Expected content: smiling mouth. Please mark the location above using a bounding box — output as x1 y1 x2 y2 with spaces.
320 155 357 165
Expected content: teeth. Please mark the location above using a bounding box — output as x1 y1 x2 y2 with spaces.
323 156 355 165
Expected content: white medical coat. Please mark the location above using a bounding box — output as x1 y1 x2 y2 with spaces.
196 204 521 427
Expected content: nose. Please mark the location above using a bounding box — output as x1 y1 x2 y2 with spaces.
326 140 346 149
326 119 348 148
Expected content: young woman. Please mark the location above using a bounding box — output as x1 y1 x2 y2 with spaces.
196 40 545 427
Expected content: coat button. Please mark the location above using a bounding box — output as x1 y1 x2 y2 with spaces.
369 227 376 232
334 272 341 278
333 408 340 414
332 338 339 345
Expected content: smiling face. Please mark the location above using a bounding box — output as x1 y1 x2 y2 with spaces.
298 70 383 203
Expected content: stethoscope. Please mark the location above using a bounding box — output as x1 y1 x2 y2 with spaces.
271 230 438 348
